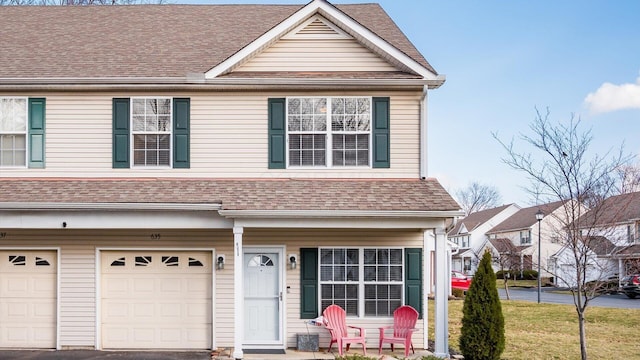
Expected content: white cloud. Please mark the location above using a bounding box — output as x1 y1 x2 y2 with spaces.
584 76 640 114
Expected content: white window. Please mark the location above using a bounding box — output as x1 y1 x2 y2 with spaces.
0 98 27 167
131 97 172 167
520 230 531 245
287 97 371 168
320 248 403 318
462 235 470 248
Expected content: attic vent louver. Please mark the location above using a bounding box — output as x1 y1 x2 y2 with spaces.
283 15 352 40
299 18 338 35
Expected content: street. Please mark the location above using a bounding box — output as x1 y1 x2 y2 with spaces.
498 287 640 309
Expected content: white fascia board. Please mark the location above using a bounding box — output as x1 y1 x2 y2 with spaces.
0 202 221 211
314 2 439 80
205 0 324 79
204 0 441 83
219 209 465 219
220 209 462 229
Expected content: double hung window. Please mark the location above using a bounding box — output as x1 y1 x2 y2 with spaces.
520 230 531 245
287 97 371 168
0 98 27 167
320 248 403 318
131 98 172 167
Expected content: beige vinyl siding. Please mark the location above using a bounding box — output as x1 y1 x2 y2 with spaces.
0 229 234 349
243 228 426 350
0 91 421 178
1 228 428 350
236 39 398 72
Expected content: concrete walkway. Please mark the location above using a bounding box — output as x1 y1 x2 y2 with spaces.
0 348 441 360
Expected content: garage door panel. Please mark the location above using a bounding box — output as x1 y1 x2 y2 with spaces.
101 251 212 349
0 250 57 349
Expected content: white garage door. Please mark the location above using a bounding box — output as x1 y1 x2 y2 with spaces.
101 251 212 349
0 250 57 348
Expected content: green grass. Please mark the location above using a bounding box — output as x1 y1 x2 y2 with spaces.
496 279 551 288
428 299 640 359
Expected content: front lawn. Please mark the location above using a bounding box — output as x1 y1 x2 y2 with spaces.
428 299 640 359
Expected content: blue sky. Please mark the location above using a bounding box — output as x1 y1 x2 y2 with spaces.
190 0 640 206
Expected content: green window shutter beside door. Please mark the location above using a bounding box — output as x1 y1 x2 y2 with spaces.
372 97 390 168
405 248 423 318
268 98 286 169
28 98 46 168
173 98 190 169
300 248 318 319
112 98 130 168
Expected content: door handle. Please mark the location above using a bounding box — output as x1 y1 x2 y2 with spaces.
279 291 283 301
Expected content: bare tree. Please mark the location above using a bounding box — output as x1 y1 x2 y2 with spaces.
494 108 631 360
615 163 640 194
455 182 502 215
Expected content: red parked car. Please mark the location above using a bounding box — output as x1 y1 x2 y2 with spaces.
451 271 472 291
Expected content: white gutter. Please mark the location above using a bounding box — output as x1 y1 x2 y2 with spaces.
218 209 465 219
0 202 221 211
420 85 429 179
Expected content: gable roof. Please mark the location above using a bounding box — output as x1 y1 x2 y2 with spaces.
488 238 520 254
487 201 565 234
583 236 617 256
448 204 517 236
578 191 640 227
0 178 460 212
0 3 437 83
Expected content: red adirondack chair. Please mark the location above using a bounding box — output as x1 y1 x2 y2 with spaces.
378 305 419 357
322 304 367 356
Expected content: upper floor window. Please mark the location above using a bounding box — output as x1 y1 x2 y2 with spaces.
113 97 189 169
520 230 531 245
132 98 172 167
287 97 371 168
0 98 27 167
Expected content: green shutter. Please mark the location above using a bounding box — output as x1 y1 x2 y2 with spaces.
28 98 46 168
372 97 390 168
112 98 130 168
405 248 423 318
173 98 190 168
300 248 318 319
268 98 286 169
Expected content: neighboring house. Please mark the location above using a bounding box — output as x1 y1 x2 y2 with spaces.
554 191 640 287
447 204 520 275
0 1 462 358
484 201 566 278
552 236 618 288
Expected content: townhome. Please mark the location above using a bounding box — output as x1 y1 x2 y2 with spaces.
553 191 640 287
0 1 462 358
484 202 565 278
447 204 520 275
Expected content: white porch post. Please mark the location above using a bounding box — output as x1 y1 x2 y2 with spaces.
233 226 244 359
423 230 431 348
434 228 449 358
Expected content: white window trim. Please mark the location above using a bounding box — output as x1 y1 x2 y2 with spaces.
285 96 372 169
0 97 28 169
130 96 173 168
318 247 404 319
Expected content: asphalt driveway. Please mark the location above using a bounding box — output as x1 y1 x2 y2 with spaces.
0 350 211 360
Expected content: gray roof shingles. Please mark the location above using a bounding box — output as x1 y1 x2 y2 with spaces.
487 201 564 233
448 204 515 236
0 178 460 212
0 4 436 79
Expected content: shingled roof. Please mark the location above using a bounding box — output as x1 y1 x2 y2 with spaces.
578 191 640 227
448 204 517 236
487 201 565 234
0 178 460 212
0 3 435 79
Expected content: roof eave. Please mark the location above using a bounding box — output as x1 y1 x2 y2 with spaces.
0 77 443 91
219 209 464 219
0 202 221 211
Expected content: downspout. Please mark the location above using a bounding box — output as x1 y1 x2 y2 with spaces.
419 85 428 179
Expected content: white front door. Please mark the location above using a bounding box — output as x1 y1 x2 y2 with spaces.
243 248 283 346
